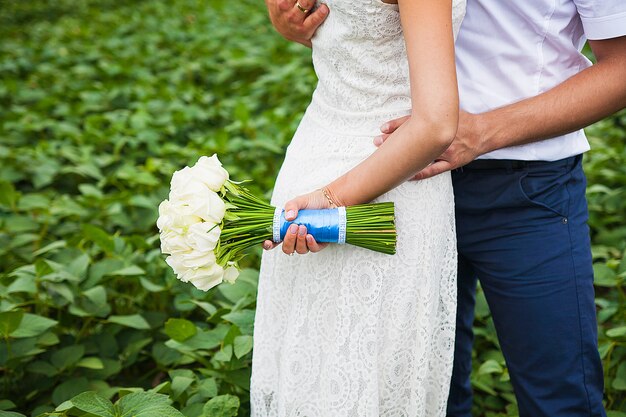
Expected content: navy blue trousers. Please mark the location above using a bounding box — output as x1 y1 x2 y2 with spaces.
446 155 606 417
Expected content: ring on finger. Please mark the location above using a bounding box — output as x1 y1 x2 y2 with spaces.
296 1 309 13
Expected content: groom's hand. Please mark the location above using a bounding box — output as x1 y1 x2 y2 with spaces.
374 111 487 180
265 0 329 48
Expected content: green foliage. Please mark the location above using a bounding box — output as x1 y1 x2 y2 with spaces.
0 0 624 416
0 0 311 415
586 110 626 413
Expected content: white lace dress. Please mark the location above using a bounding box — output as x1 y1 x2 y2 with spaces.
250 1 466 415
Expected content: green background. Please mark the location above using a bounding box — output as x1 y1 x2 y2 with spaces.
0 0 625 416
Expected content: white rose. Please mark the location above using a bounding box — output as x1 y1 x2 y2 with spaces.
160 230 191 255
181 263 224 291
223 265 239 284
194 155 229 191
156 199 173 231
165 255 190 278
170 166 196 193
178 250 217 269
169 180 226 224
158 199 203 235
185 222 221 252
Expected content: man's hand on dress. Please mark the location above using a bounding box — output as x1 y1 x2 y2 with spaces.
263 189 331 255
373 111 488 180
265 0 329 48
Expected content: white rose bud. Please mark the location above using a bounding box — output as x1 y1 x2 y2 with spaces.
194 155 229 191
223 265 239 284
185 222 221 252
182 263 225 291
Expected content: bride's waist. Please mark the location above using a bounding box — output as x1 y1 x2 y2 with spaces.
305 91 411 136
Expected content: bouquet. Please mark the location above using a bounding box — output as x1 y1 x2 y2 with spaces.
157 155 396 291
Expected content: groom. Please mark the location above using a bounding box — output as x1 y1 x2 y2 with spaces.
263 0 626 416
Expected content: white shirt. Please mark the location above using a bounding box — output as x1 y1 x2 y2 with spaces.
455 0 626 161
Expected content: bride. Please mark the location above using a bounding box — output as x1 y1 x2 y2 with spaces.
251 0 465 415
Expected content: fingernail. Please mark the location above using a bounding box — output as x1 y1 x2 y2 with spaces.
289 224 298 234
380 123 389 132
373 136 382 146
263 242 272 250
298 226 306 236
306 235 315 243
287 210 296 220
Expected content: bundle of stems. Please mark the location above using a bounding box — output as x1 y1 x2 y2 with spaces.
215 181 397 263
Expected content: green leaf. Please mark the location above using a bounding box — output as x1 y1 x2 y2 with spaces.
38 332 60 347
197 378 218 399
613 361 626 391
67 253 90 279
139 277 166 292
106 265 145 276
32 240 67 256
202 395 240 417
10 313 57 338
77 357 105 369
51 345 85 370
0 400 16 411
612 377 626 391
165 328 224 351
70 391 115 417
82 224 115 254
213 345 233 362
84 285 108 305
0 310 24 337
17 194 50 210
52 377 90 406
0 181 19 209
218 268 258 303
606 326 626 338
222 309 255 335
117 392 185 417
7 275 37 294
164 318 197 342
189 300 217 315
26 360 58 377
593 263 617 287
233 335 253 358
478 359 504 375
0 412 26 417
170 375 194 400
108 314 150 329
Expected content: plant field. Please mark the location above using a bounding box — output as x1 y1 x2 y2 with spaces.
0 0 624 416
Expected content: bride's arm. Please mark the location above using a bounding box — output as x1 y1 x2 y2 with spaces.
325 0 458 206
270 0 459 254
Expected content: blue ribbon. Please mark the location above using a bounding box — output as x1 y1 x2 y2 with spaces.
272 208 346 243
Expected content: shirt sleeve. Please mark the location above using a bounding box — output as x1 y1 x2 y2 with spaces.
573 1 626 40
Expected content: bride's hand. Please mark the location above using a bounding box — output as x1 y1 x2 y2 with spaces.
262 189 334 255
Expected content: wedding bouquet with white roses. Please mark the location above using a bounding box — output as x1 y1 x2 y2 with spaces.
157 155 396 291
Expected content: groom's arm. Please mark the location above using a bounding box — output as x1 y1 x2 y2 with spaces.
377 35 626 179
467 36 626 156
264 0 328 48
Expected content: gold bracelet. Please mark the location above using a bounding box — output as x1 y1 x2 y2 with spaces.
320 187 338 208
